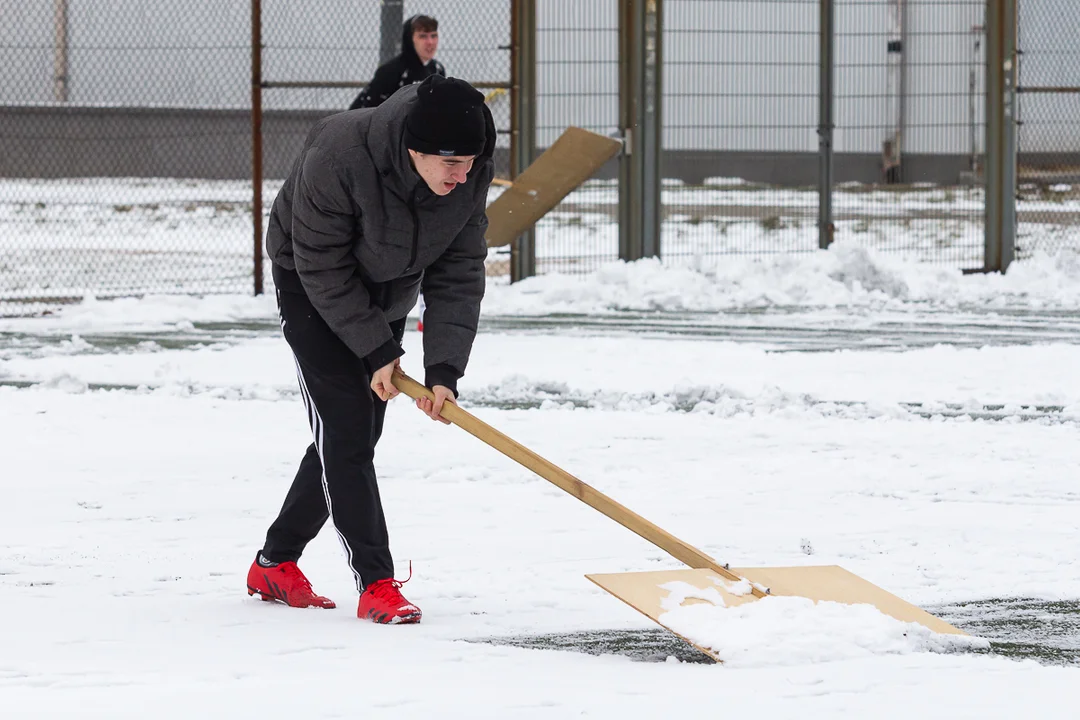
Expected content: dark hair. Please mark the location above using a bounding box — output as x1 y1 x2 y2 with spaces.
411 15 438 34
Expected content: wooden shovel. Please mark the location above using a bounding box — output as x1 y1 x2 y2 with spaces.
392 371 965 661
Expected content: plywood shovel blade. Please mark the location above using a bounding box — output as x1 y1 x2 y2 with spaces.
731 565 964 635
586 569 759 662
484 126 622 248
587 566 965 663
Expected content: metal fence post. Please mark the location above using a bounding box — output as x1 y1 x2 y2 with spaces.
380 1 405 65
510 0 537 282
1000 0 1017 271
618 2 634 262
985 0 1017 272
53 0 69 102
251 0 263 296
882 0 908 183
641 0 662 259
818 0 835 250
618 0 662 262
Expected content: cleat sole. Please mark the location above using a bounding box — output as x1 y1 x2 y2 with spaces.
385 612 422 625
248 584 334 608
247 585 278 603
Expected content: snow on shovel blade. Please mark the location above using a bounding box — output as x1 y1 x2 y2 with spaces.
587 567 967 664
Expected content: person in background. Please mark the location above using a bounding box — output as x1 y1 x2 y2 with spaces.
349 14 444 111
247 75 495 624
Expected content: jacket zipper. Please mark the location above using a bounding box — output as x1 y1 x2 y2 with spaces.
407 195 419 271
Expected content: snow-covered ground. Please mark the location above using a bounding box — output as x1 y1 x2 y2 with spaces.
2 245 1079 717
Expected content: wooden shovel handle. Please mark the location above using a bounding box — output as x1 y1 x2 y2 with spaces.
392 370 765 596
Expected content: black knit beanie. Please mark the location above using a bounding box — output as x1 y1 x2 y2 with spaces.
404 75 487 157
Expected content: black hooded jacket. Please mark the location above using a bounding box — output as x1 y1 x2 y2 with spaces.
349 16 446 110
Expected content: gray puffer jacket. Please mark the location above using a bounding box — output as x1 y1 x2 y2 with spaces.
266 82 494 393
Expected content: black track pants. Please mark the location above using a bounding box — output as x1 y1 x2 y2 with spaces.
261 287 406 591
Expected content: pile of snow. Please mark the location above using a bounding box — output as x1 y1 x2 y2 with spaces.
483 241 1080 314
657 581 990 667
465 376 914 422
0 293 277 334
5 241 1080 333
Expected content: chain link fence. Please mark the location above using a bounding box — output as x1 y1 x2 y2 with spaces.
0 0 511 316
661 0 819 268
661 0 988 271
533 0 621 275
3 1 1078 316
1016 0 1080 259
259 1 511 163
1 1 253 316
832 0 986 268
258 0 512 280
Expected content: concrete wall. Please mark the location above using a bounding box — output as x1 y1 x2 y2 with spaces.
7 104 1058 185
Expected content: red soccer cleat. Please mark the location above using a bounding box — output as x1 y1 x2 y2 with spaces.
246 553 336 609
358 578 422 624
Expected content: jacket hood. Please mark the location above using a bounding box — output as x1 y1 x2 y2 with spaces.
400 15 423 69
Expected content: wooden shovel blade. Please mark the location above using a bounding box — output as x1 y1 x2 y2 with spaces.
587 566 965 662
731 565 964 635
484 126 622 248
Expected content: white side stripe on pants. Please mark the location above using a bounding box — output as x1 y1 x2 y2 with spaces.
290 352 365 592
